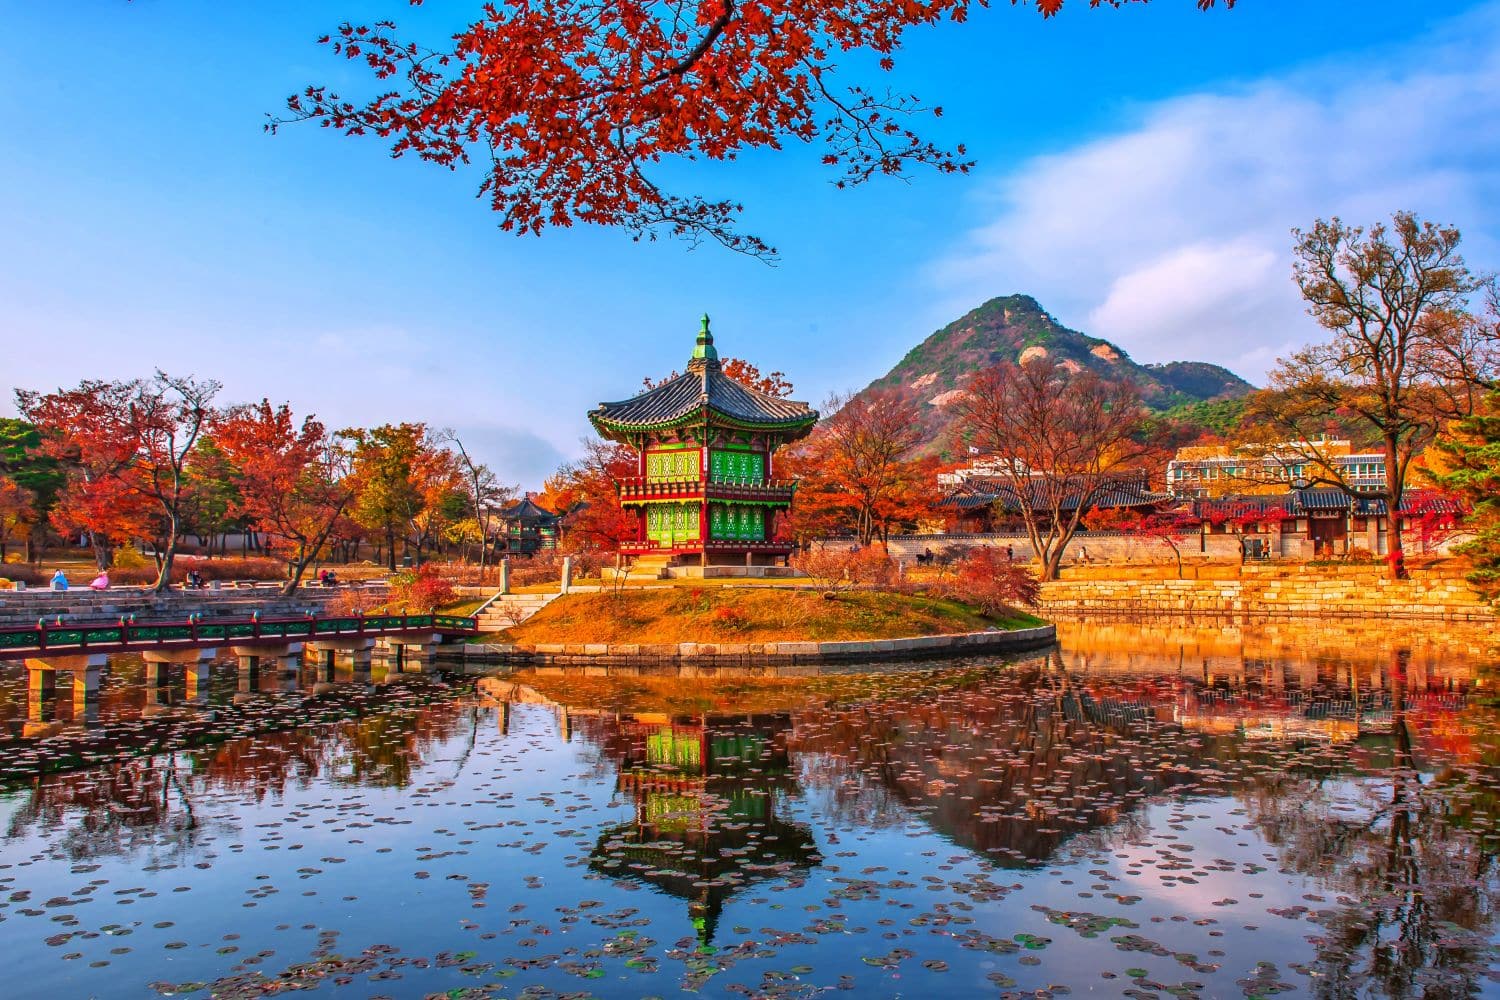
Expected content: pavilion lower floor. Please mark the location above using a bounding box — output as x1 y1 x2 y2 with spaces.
618 539 794 567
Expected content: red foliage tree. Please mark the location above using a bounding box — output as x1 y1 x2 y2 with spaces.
18 374 220 586
273 1 1231 257
949 546 1040 613
538 439 638 552
785 390 929 545
213 401 355 595
950 356 1146 580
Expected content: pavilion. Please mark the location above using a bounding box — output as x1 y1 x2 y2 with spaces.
589 316 817 568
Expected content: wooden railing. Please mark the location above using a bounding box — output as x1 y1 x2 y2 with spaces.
619 539 793 555
615 477 797 504
0 612 479 659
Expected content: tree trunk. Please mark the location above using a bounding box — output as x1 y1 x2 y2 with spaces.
1384 434 1407 580
282 544 310 596
90 533 111 571
153 522 180 592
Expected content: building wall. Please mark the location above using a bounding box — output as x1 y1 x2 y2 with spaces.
814 526 1469 565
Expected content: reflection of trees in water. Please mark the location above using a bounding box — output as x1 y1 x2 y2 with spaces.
1243 650 1500 998
3 700 479 858
788 653 1226 864
4 752 222 863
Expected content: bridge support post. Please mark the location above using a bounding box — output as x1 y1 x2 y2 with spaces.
229 643 304 692
142 648 216 702
305 638 375 686
24 654 107 723
376 633 441 674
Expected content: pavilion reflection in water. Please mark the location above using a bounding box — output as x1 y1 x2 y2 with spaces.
567 709 820 945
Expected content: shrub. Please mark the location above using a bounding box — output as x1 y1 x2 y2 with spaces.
938 547 1040 616
107 556 289 586
793 545 897 594
389 564 458 611
111 547 153 570
326 588 386 616
711 605 748 632
0 565 47 586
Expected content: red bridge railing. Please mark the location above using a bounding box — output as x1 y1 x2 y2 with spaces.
0 612 478 660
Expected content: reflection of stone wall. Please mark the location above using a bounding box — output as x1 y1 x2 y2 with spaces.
1052 616 1492 686
1039 567 1491 621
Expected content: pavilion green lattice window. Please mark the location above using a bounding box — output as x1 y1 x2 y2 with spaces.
646 450 701 482
709 503 765 541
709 450 764 482
645 502 700 544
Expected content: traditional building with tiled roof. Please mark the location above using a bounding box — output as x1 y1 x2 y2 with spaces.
589 316 818 569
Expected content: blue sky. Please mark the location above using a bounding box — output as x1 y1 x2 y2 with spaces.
3 0 1497 488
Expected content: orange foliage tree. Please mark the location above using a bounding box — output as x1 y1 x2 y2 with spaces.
949 356 1145 579
538 440 638 552
274 1 1232 258
213 401 355 595
784 389 931 546
0 474 35 564
18 374 220 586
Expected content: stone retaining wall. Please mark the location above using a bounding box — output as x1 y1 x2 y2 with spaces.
0 586 388 626
1038 567 1489 621
441 624 1057 667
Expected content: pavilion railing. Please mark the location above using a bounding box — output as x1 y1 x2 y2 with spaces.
616 477 797 503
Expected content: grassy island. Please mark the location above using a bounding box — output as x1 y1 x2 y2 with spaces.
499 587 1044 645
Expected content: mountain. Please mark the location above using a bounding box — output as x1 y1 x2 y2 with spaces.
853 294 1256 455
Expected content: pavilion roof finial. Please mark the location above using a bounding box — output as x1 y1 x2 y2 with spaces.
692 313 718 362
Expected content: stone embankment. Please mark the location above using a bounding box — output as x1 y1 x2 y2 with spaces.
445 624 1057 668
1038 564 1489 621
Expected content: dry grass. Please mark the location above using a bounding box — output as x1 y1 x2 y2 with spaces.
502 587 1042 645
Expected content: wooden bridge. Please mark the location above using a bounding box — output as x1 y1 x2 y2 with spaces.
0 611 479 660
6 611 480 727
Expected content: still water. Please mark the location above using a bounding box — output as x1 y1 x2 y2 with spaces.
1 617 1498 998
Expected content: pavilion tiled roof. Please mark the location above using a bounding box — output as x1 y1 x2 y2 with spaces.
497 496 559 525
938 474 1168 514
590 316 817 434
1191 489 1467 518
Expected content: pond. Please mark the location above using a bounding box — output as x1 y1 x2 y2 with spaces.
1 617 1498 998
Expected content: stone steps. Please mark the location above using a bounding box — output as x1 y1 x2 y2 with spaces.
624 555 672 581
477 593 561 631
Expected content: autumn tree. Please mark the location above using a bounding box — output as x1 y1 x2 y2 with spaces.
181 436 244 556
538 440 638 552
274 1 1232 258
439 430 517 568
0 418 63 561
1429 388 1500 602
1092 507 1197 578
18 373 220 587
1248 213 1498 579
0 475 35 564
788 389 927 546
341 422 454 570
949 356 1145 580
643 357 794 396
214 401 356 594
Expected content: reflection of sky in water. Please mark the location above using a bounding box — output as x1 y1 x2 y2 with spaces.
0 627 1497 997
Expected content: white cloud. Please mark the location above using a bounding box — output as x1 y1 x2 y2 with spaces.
930 3 1500 381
